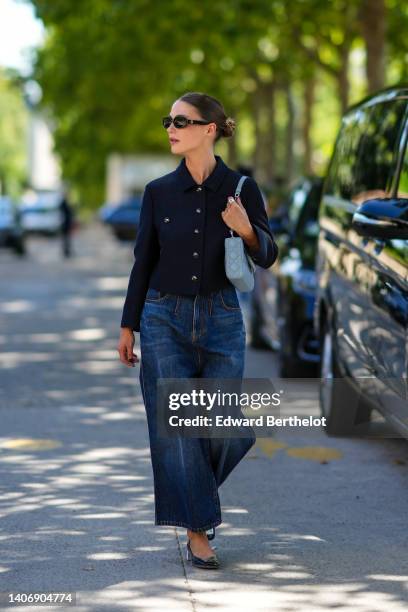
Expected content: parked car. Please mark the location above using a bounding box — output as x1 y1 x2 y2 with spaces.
20 190 62 235
249 176 323 377
0 196 26 256
314 85 408 438
100 195 142 241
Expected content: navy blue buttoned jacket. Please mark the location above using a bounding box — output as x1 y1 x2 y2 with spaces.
120 154 278 331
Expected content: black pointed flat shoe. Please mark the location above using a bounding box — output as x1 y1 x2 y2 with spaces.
186 540 220 569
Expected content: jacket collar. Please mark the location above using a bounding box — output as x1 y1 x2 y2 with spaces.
175 154 229 192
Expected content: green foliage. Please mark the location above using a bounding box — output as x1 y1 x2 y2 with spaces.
0 69 28 197
26 0 406 207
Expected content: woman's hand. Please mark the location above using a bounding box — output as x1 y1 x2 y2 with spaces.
221 195 252 236
118 328 140 367
221 196 260 250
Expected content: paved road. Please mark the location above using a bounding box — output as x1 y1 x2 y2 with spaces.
1 223 408 611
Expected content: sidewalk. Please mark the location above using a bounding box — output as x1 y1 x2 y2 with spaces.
1 223 408 611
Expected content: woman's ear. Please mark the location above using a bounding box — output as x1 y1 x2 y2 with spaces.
207 122 217 136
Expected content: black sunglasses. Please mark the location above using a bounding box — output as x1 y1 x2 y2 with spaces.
162 114 212 129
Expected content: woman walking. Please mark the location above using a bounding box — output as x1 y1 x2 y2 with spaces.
118 92 278 569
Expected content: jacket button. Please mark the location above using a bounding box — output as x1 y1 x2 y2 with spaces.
193 252 199 258
164 217 170 223
196 208 201 213
196 186 202 191
194 228 200 234
191 275 198 281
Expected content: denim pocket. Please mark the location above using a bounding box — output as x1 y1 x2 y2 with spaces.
145 287 169 302
219 287 241 311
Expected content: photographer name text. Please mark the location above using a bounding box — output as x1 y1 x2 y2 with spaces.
167 415 326 427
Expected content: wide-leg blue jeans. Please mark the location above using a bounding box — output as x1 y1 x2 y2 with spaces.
139 285 256 532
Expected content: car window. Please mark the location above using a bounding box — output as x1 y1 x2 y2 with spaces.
287 181 309 229
324 98 407 204
397 135 408 198
297 182 322 236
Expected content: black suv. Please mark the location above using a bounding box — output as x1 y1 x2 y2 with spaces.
314 85 408 438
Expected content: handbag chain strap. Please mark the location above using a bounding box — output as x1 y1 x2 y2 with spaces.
229 175 248 237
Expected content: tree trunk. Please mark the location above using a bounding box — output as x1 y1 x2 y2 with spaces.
252 86 263 174
253 82 277 183
338 41 351 114
303 75 315 175
283 80 295 184
359 0 386 93
226 134 237 167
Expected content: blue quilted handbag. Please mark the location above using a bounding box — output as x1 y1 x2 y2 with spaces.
224 175 257 292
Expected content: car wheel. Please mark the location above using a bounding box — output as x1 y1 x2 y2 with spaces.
278 317 310 377
250 300 270 349
15 240 26 257
319 317 372 436
279 352 316 378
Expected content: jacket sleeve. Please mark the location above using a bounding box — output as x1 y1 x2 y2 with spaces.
240 176 279 268
120 184 159 331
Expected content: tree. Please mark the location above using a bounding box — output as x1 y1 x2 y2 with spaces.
0 68 28 197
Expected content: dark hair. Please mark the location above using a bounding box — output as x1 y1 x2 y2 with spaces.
177 91 235 143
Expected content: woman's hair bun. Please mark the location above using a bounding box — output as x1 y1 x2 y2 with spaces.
222 116 236 137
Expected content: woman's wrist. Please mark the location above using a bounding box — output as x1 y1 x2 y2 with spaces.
239 224 259 251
